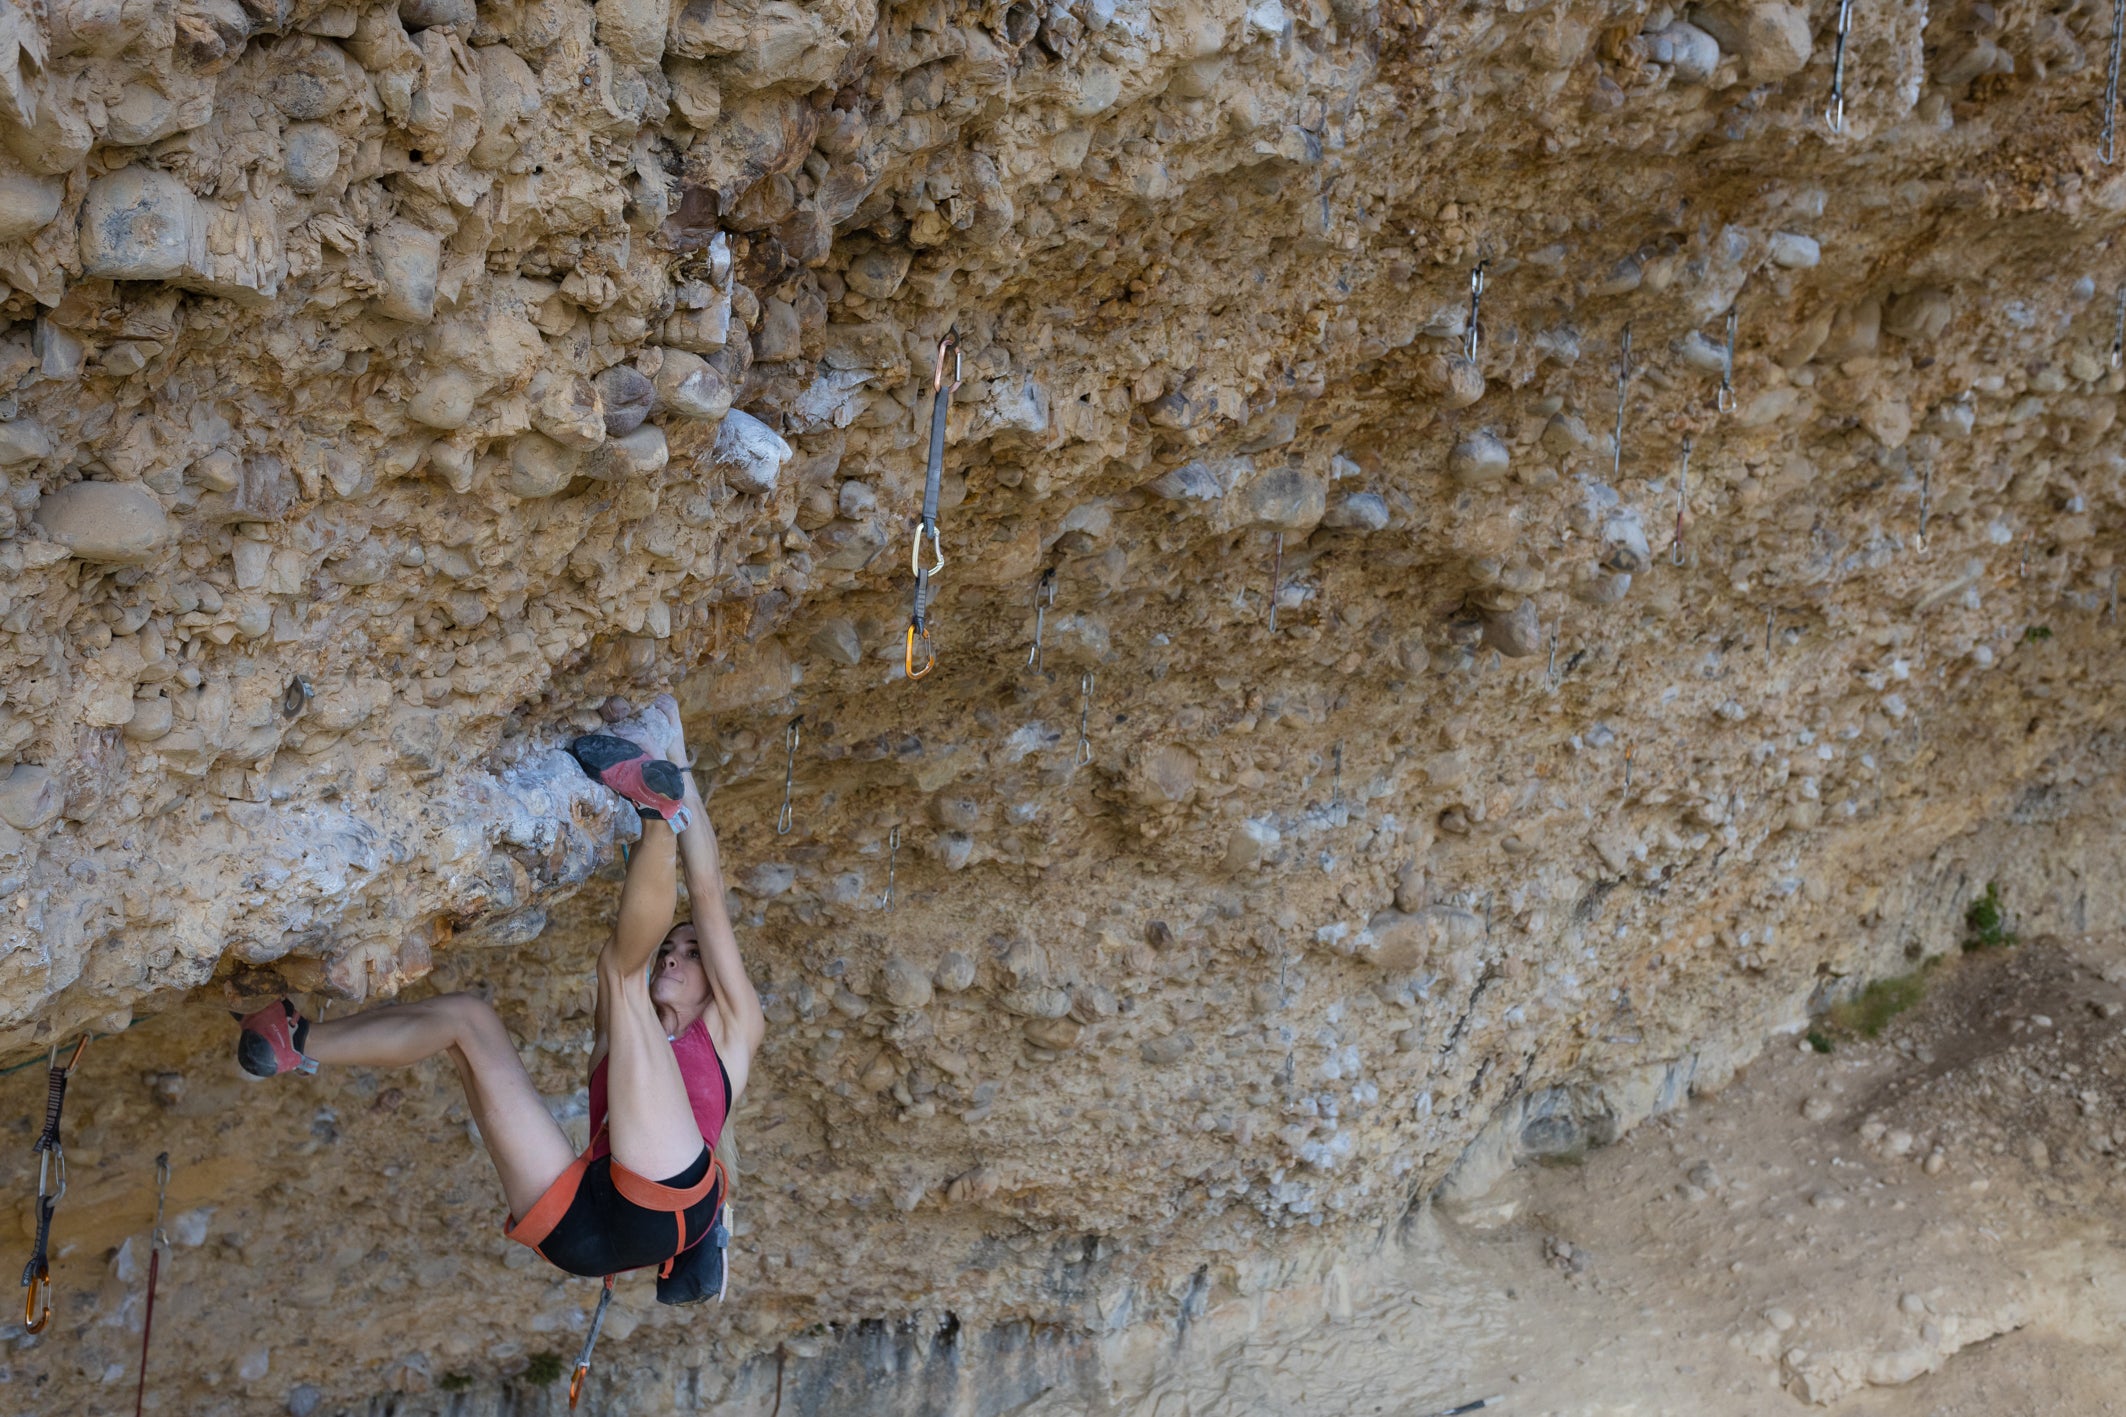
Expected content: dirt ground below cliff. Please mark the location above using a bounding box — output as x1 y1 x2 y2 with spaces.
1077 933 2126 1416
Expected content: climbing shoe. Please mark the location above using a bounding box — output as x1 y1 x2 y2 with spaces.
568 735 693 832
233 1000 318 1078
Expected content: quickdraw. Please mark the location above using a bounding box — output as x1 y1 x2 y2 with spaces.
134 1153 170 1417
906 333 960 680
1825 0 1855 134
1670 437 1692 566
568 1274 616 1410
1266 531 1285 633
22 1034 88 1334
1716 307 1738 414
1027 568 1056 672
1074 672 1095 767
776 715 802 837
1463 260 1488 363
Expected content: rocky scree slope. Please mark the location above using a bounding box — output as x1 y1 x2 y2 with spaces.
5 0 2126 1408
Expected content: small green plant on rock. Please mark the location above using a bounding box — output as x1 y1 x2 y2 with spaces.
1827 973 1926 1040
2023 625 2053 644
524 1352 565 1386
1965 881 2016 951
438 1373 474 1394
1805 1028 1833 1054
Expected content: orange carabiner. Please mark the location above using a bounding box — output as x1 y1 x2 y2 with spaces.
569 1362 587 1410
24 1261 50 1333
932 331 961 393
905 623 935 680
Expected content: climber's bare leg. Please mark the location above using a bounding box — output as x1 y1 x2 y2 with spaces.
597 817 707 1181
304 994 576 1219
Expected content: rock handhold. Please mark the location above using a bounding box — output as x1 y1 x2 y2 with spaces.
808 619 862 665
0 417 51 468
0 764 60 831
1449 430 1511 486
34 481 172 562
881 956 934 1010
709 410 792 494
1323 491 1389 531
504 433 584 498
654 350 733 423
1237 464 1326 533
1649 21 1720 82
1481 597 1541 658
1883 287 1953 343
406 369 480 429
844 244 913 300
1419 353 1486 408
1692 1 1811 81
282 124 343 194
370 222 442 324
933 951 977 993
79 167 203 283
0 168 63 241
588 425 668 480
595 364 656 436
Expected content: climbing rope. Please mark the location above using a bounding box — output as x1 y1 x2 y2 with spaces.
134 1153 170 1417
21 1034 88 1334
568 1274 616 1410
905 333 960 679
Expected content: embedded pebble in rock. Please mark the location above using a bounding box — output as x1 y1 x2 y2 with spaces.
1450 430 1512 486
881 957 934 1010
0 417 52 467
0 764 60 830
281 124 343 195
0 171 63 242
1768 232 1822 269
407 371 481 431
33 481 172 562
595 365 658 437
933 951 977 994
504 433 584 499
1323 491 1390 531
655 350 734 422
710 409 793 494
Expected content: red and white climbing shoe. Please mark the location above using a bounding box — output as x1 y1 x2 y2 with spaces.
233 1000 318 1078
568 735 693 832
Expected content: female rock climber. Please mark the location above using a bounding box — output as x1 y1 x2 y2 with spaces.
230 698 764 1301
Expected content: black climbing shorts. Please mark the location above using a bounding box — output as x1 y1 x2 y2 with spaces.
505 1146 723 1281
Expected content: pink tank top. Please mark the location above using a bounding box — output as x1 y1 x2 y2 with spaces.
585 1015 731 1161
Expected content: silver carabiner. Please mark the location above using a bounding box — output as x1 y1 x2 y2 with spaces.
1074 673 1095 767
910 521 945 578
776 716 802 835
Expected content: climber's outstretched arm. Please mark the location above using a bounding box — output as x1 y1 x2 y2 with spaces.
676 769 765 1079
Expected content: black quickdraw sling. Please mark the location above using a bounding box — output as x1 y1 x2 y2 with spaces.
21 1035 88 1334
905 332 960 679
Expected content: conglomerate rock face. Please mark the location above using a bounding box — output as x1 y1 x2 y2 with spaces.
5 0 2126 1408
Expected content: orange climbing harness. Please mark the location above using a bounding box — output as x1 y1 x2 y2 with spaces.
21 1034 88 1333
905 333 960 679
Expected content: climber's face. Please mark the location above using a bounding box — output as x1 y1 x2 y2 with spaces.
651 923 712 1019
